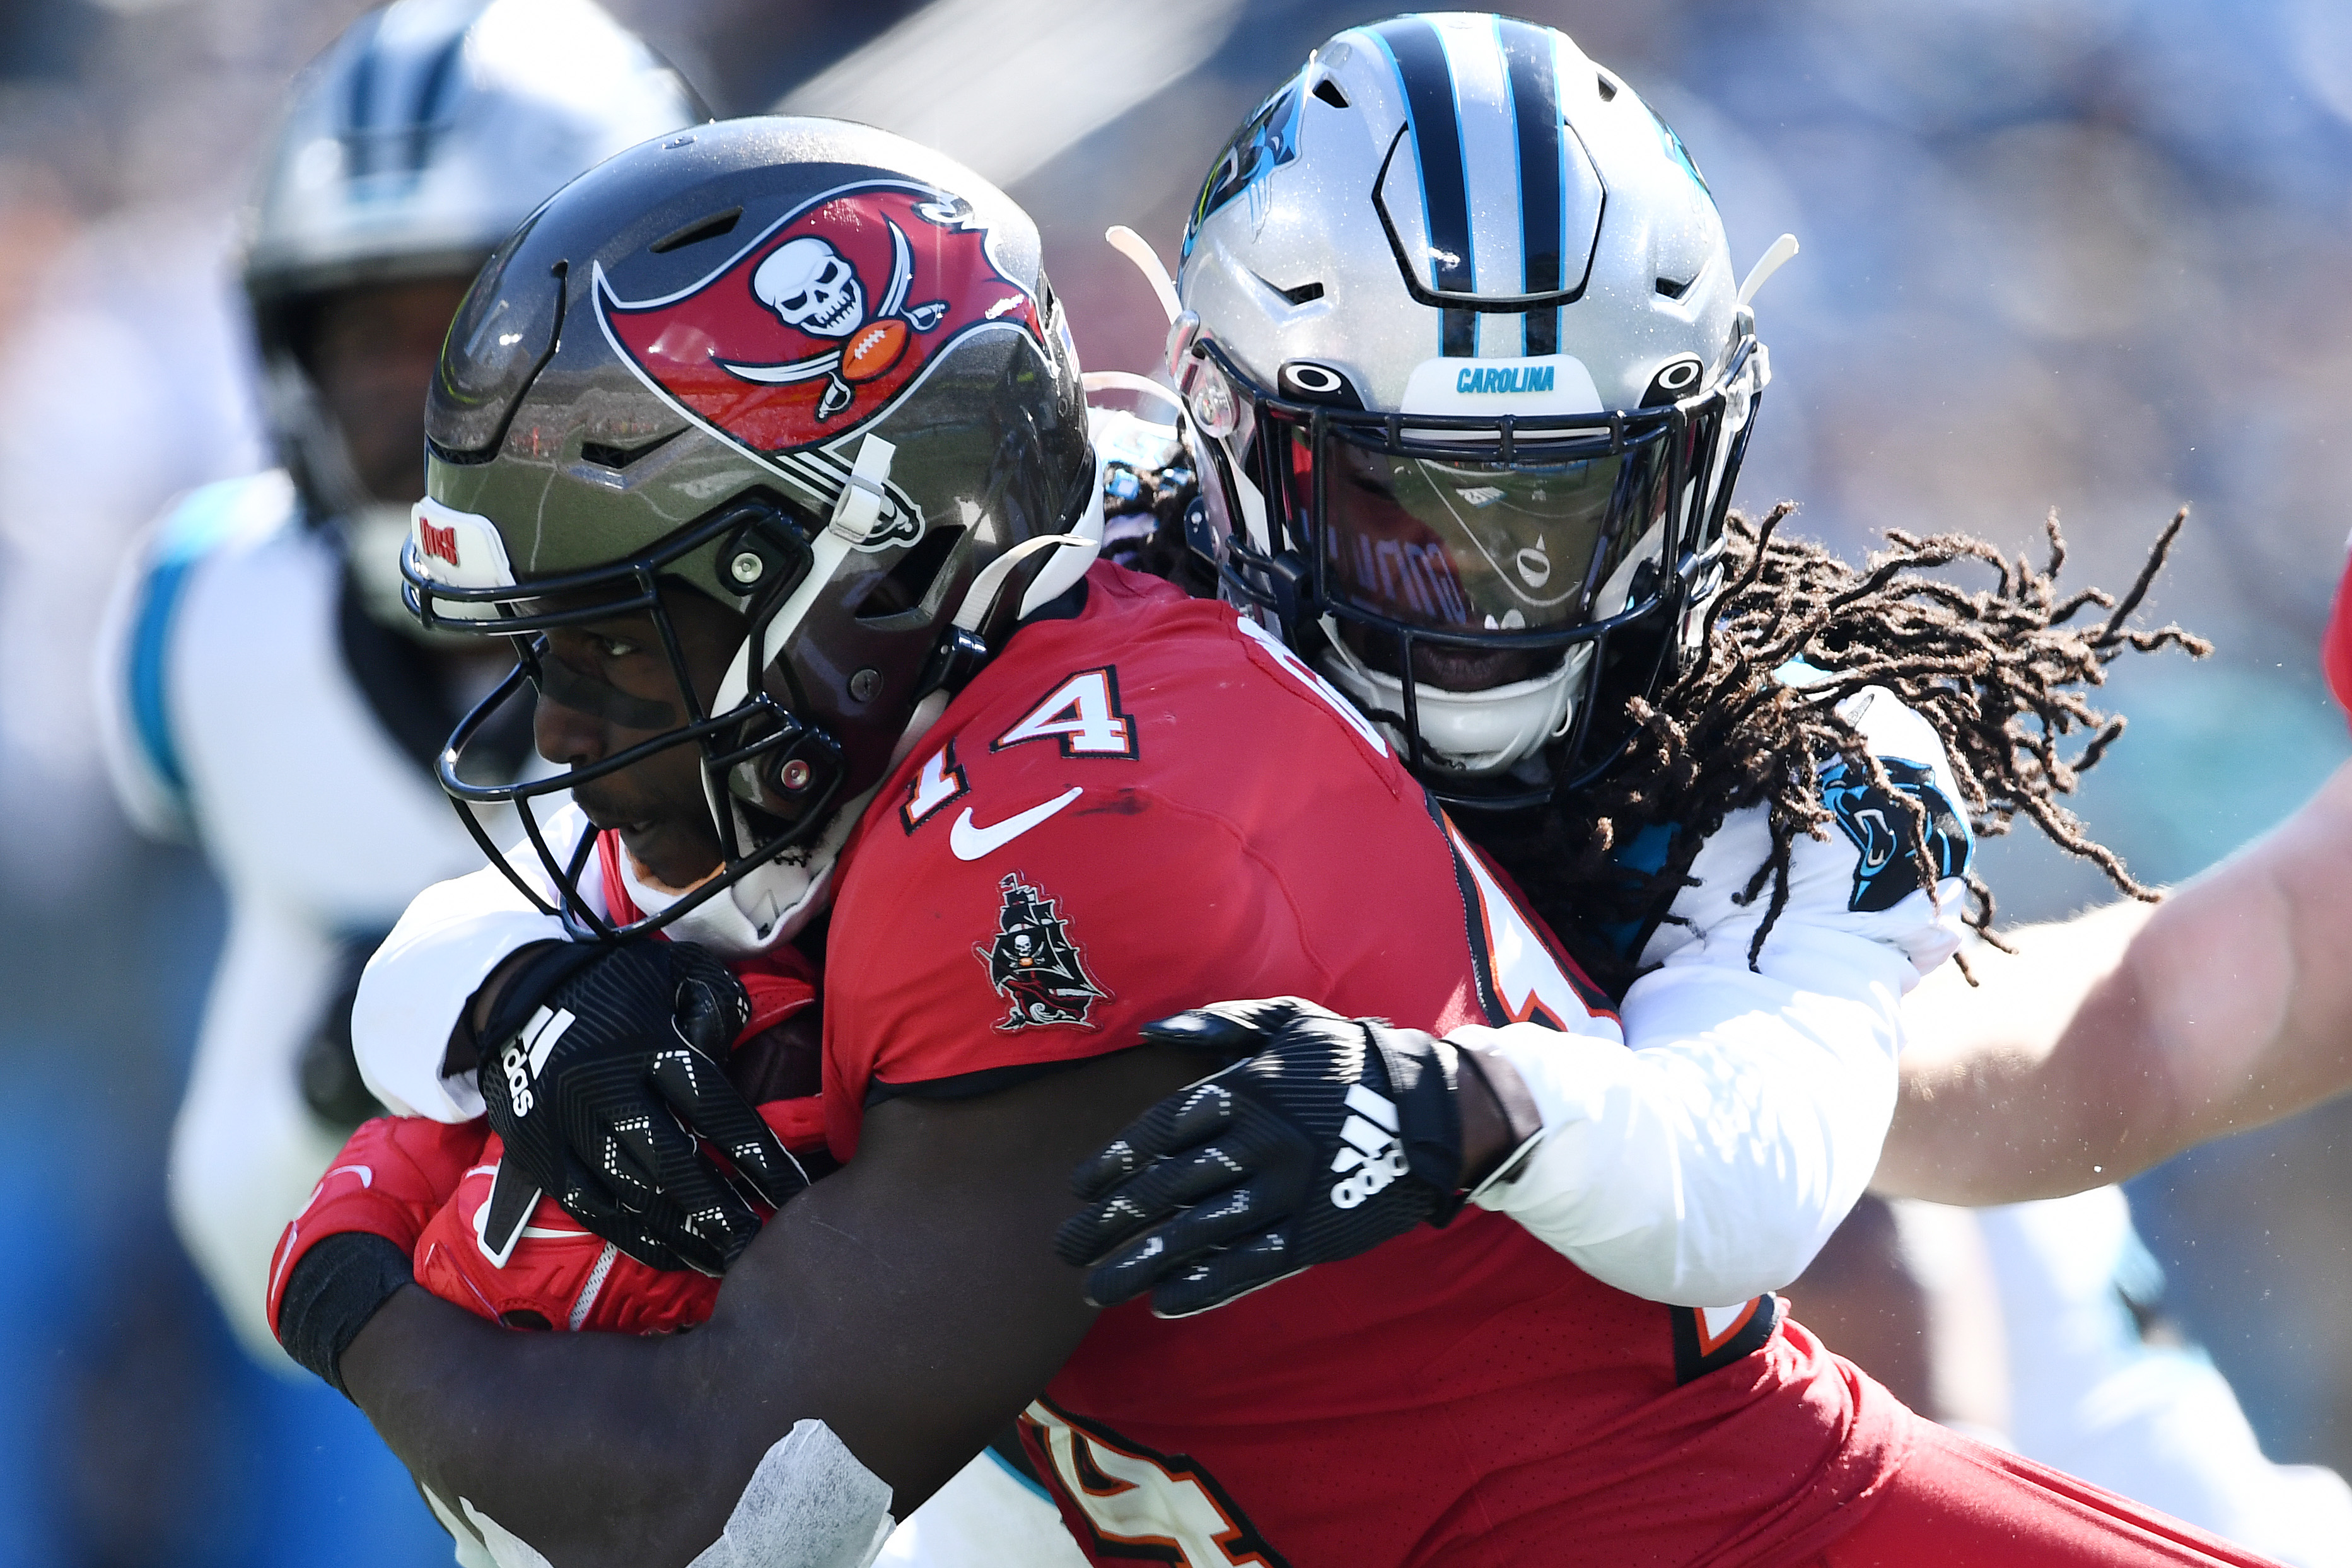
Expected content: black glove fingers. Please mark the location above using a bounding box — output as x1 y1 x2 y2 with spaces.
647 1045 808 1208
1071 1171 1284 1306
1056 1179 1165 1267
1078 1223 1182 1309
1149 1232 1305 1320
550 1156 693 1274
1061 1122 1267 1261
624 1098 764 1262
1068 1086 1208 1202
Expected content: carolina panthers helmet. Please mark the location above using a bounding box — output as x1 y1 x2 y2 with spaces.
1174 13 1782 806
403 117 1101 943
243 0 703 623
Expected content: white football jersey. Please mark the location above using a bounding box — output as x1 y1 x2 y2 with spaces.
1464 683 1969 1308
95 470 492 1363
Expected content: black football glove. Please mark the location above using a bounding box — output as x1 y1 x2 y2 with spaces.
476 939 807 1276
1056 998 1467 1318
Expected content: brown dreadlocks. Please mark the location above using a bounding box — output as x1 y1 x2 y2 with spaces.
1469 504 2211 997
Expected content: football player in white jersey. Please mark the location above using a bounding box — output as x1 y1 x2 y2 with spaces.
1068 19 2351 1567
92 0 697 1370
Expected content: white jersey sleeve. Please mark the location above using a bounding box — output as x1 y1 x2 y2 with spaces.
93 474 296 843
1465 684 1970 1308
353 805 593 1122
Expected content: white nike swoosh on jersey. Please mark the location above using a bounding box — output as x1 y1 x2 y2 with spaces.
950 786 1084 861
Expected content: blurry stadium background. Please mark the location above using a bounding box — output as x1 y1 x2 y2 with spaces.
0 0 2347 1560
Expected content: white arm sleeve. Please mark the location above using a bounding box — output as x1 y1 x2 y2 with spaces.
1463 922 1909 1306
1467 684 1970 1307
352 807 593 1122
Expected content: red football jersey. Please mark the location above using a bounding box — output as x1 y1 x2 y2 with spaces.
821 562 1911 1568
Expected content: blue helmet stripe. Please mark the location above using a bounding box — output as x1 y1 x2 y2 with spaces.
1371 16 1477 357
1497 17 1564 357
408 31 469 173
342 8 388 176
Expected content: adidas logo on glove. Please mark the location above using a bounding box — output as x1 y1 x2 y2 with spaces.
1329 1084 1410 1209
496 1006 578 1120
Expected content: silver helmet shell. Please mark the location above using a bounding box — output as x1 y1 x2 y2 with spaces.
1176 13 1769 799
243 0 702 624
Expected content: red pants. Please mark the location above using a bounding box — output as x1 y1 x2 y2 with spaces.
1808 1419 2286 1568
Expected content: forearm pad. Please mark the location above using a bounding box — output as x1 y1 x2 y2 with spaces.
274 1231 414 1397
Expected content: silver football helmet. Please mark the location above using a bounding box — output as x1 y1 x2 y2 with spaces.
1172 13 1787 805
242 0 702 627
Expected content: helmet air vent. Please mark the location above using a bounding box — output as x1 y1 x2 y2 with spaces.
1595 72 1619 102
651 207 743 254
1312 76 1349 110
1259 274 1324 307
1655 276 1691 300
579 428 684 471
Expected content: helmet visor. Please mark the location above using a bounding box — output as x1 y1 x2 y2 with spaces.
1300 427 1674 637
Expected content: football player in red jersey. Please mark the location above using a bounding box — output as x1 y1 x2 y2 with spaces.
266 113 2291 1568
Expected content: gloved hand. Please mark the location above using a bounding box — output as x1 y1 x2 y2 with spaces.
476 939 807 1276
1055 998 1469 1318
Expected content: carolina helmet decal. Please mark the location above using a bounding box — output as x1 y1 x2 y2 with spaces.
1184 73 1305 257
596 181 1045 455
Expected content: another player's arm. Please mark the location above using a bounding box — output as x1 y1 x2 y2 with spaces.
339 1041 1201 1568
1875 758 2352 1204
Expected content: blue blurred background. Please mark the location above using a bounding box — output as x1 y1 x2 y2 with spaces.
1 0 2348 1560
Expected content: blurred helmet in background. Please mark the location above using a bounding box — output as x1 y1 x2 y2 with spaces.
1175 11 1774 806
243 0 704 627
404 117 1100 944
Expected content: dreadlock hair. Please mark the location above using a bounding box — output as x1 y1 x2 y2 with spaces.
1465 504 2211 999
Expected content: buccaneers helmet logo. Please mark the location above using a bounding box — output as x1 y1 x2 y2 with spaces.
597 182 1044 453
979 872 1106 1031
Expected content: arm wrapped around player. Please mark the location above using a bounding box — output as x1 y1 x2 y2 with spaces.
1056 997 1539 1318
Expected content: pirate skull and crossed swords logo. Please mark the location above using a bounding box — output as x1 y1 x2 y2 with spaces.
597 181 1045 453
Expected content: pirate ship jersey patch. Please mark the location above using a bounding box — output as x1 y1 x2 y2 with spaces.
595 181 1045 455
979 871 1107 1031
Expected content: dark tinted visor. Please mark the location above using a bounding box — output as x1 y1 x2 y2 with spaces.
1300 427 1673 635
426 214 563 457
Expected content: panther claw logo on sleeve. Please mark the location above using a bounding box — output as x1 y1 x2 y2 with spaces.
1818 756 1972 913
978 872 1105 1031
597 183 1045 453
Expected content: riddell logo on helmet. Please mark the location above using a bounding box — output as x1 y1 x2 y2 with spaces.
418 520 460 567
597 182 1045 455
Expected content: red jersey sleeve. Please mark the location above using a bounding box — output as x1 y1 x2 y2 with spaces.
265 1113 487 1338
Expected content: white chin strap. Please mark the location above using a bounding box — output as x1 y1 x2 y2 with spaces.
1317 616 1585 777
